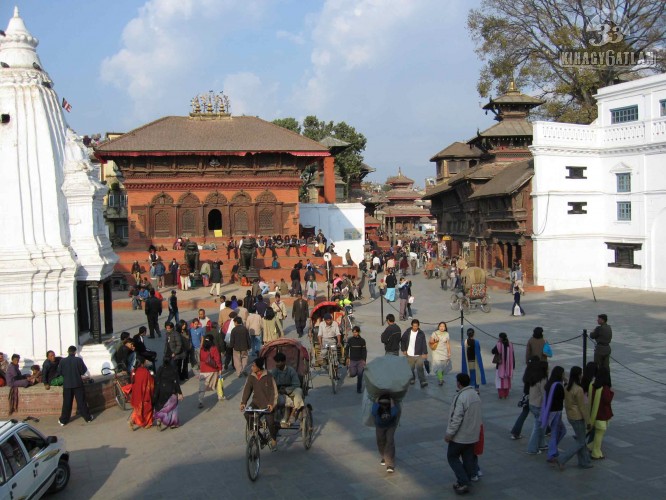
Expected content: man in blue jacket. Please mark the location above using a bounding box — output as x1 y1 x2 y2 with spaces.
57 346 93 425
400 319 428 388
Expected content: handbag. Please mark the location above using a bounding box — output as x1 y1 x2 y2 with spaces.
424 359 431 374
429 334 439 351
408 296 415 304
492 352 502 365
518 394 529 408
543 341 553 357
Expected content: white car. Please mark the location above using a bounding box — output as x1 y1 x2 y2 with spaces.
0 419 70 499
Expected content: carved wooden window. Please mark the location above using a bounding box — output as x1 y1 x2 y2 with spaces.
154 210 170 235
179 193 200 207
256 190 277 204
567 202 587 214
234 210 249 235
205 191 228 206
231 191 252 204
565 166 587 179
182 210 196 233
606 242 641 269
152 193 173 205
258 209 274 233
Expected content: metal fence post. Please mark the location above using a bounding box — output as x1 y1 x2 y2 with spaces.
380 295 384 326
582 329 588 366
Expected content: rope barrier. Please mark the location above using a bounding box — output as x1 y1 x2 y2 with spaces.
369 295 459 326
607 354 666 386
463 317 583 347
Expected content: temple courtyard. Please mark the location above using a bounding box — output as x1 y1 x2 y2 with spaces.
44 274 666 499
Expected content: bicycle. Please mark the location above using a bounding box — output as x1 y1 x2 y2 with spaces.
322 342 340 394
244 407 272 481
101 367 131 411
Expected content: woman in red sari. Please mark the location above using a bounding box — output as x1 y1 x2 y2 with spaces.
129 357 154 430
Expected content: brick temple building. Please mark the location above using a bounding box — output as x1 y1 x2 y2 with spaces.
95 94 333 249
424 83 543 281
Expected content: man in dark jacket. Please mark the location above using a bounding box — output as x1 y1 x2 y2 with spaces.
229 317 252 377
289 265 302 296
166 290 179 325
400 319 428 388
380 314 402 356
345 326 367 393
57 346 93 425
291 292 309 338
210 261 223 300
144 288 163 338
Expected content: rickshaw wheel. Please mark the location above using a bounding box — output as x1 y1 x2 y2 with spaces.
114 383 127 411
461 297 471 311
480 296 491 313
450 294 460 310
302 405 314 450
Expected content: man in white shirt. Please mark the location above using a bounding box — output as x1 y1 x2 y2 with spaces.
318 314 340 348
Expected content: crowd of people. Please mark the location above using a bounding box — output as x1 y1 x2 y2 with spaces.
4 230 618 493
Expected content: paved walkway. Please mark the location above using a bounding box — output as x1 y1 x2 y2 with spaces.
44 274 666 499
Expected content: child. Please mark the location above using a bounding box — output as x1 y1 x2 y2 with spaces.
28 365 42 385
378 278 386 297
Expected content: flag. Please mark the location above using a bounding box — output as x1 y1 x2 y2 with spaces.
62 98 72 112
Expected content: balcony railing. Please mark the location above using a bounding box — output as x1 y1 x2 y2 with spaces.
533 117 666 149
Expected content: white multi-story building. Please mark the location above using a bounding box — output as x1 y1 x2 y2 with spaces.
531 73 666 291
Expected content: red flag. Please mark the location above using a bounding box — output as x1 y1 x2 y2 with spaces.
62 98 72 112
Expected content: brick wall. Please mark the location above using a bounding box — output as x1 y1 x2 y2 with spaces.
0 377 121 418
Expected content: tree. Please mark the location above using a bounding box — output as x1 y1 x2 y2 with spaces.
468 0 665 123
272 115 367 199
271 117 301 134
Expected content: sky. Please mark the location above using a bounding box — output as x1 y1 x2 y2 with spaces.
1 0 497 188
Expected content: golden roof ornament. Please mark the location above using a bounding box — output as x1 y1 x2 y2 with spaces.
189 91 231 117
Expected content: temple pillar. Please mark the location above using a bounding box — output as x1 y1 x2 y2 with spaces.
323 156 335 203
88 282 102 344
103 279 113 335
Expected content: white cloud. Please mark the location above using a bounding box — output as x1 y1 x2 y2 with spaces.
99 0 269 121
292 0 485 183
276 30 305 45
222 72 279 117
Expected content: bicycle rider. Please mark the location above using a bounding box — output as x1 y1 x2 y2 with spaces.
317 313 341 351
240 357 279 450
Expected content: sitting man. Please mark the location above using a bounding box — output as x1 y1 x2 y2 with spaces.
114 339 136 373
258 280 270 295
42 350 63 389
271 352 304 428
240 357 279 450
317 313 341 352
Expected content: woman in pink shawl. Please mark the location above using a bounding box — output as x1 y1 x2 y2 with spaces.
492 332 515 399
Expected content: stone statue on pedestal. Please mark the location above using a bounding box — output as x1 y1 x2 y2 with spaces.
239 236 258 274
184 240 200 273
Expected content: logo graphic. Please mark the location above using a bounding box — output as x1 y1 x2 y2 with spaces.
559 8 658 68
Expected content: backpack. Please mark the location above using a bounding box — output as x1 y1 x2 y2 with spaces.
264 307 275 320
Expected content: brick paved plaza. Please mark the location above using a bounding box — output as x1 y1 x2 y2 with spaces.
44 273 666 499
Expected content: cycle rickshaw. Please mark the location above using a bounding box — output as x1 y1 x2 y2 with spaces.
245 338 314 481
307 301 353 393
450 266 491 313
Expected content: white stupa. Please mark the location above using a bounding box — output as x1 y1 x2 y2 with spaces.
0 7 117 369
